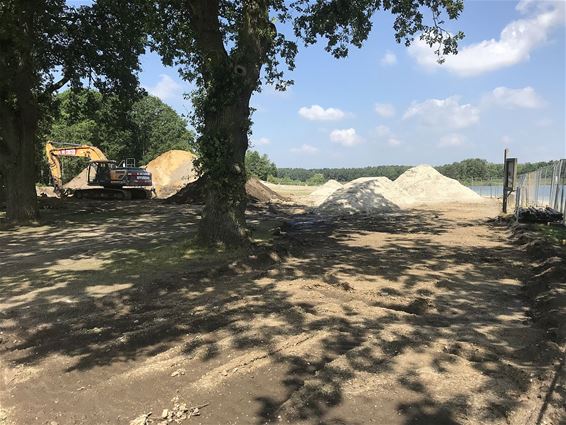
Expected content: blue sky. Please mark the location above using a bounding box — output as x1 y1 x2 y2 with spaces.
138 0 566 168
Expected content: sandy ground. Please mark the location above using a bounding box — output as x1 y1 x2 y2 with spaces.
262 183 316 204
0 197 563 425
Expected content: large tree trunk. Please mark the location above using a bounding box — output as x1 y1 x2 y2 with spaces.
4 135 38 223
189 0 272 247
197 93 253 246
0 1 40 223
1 89 40 224
0 105 40 223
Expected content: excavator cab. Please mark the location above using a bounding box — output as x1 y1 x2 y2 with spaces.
88 160 117 186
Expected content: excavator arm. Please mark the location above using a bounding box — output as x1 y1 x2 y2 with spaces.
45 141 108 192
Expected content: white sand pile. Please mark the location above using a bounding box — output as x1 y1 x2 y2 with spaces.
316 177 411 215
309 179 343 206
394 165 481 203
145 150 198 198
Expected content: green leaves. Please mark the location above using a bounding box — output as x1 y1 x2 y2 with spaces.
291 0 464 61
131 95 196 164
245 150 277 180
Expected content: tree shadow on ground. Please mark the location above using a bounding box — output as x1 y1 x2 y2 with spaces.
0 204 555 424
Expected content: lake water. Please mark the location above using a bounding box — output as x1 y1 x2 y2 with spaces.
468 184 561 207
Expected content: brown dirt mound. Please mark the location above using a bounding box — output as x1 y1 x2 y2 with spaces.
145 150 198 198
245 177 286 203
166 175 208 204
167 176 286 204
64 167 91 190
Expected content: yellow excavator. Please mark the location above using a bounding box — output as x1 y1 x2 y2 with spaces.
45 141 153 200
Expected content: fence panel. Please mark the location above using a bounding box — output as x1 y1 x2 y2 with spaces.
516 159 566 224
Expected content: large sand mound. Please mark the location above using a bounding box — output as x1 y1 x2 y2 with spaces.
316 177 410 215
308 180 343 206
394 165 481 203
145 150 198 198
316 166 481 215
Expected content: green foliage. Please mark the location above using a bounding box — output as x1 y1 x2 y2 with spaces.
534 224 566 246
131 95 197 164
267 175 308 186
245 150 277 180
436 158 497 181
150 1 464 92
278 165 411 182
307 173 325 186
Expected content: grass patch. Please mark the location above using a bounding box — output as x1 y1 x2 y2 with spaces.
534 223 566 246
111 238 246 275
249 218 280 244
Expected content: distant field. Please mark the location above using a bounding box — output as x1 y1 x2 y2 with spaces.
263 182 317 199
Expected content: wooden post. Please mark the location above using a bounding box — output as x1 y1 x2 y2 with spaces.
503 148 509 213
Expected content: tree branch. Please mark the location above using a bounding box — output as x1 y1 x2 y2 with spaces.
231 0 272 85
44 76 70 95
187 0 229 74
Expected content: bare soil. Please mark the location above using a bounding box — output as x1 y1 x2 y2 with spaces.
0 197 563 425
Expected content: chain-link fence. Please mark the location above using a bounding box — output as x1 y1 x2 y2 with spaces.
516 159 566 224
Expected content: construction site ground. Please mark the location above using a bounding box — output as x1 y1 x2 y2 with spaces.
0 196 563 425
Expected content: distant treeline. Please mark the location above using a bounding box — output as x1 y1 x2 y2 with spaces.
277 158 556 184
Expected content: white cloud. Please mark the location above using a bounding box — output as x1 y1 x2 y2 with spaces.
290 144 318 154
374 103 395 118
380 51 397 66
485 86 545 109
438 134 465 148
146 74 182 100
374 126 401 147
330 128 362 147
253 137 271 146
298 105 345 121
387 138 402 147
375 125 392 138
403 96 480 129
408 0 565 76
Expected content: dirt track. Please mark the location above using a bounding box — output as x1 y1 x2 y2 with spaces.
0 199 563 424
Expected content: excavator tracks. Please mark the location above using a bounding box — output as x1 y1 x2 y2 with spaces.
73 188 151 200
